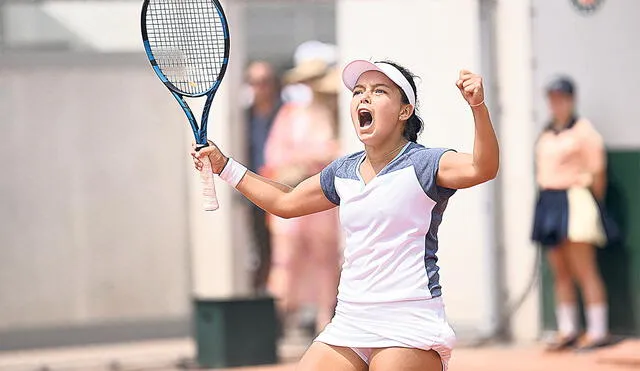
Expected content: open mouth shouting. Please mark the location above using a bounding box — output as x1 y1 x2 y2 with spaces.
358 108 374 129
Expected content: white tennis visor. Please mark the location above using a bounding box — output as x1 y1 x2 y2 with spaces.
342 60 416 107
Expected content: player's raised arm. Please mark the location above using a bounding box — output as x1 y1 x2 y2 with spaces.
192 143 336 219
436 70 499 189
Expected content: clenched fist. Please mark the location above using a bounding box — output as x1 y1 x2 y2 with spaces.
456 70 485 107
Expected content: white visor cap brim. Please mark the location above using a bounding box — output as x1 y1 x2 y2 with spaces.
342 60 416 106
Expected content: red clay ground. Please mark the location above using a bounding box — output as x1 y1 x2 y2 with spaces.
1 338 638 371
228 340 640 371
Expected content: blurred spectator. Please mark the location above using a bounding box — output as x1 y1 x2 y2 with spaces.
280 40 338 104
532 76 613 351
245 61 282 293
261 43 341 338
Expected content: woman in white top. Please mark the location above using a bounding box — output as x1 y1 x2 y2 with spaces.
192 60 499 371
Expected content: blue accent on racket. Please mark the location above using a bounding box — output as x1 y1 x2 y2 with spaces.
141 0 230 145
141 0 231 211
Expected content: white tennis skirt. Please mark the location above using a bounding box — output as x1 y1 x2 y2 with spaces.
315 296 456 370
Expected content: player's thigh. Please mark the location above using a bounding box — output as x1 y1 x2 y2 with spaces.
370 347 442 371
297 342 367 371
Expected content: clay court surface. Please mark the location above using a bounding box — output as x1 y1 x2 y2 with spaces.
1 338 639 371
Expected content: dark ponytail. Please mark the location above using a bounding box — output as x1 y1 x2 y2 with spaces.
403 112 423 143
377 60 423 142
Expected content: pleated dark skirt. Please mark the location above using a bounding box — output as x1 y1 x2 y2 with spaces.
531 187 613 248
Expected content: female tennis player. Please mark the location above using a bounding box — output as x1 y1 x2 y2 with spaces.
192 60 499 371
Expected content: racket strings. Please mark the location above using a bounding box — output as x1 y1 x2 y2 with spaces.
145 0 227 95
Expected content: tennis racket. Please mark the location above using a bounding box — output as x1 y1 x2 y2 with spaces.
141 0 230 211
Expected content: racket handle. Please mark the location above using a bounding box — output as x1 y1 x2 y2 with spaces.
200 156 220 211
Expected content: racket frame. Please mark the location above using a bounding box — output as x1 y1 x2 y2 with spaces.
140 0 231 149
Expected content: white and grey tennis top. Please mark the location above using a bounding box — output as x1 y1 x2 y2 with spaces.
320 142 456 304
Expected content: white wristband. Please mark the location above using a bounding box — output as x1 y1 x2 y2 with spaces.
219 158 247 188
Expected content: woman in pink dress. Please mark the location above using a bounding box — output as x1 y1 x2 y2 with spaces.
261 60 341 336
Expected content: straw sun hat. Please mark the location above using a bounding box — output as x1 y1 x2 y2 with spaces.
283 59 339 94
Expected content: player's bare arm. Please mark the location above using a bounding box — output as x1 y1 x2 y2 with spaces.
437 70 499 189
192 145 335 218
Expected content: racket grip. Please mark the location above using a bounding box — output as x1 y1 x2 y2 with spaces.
200 156 220 211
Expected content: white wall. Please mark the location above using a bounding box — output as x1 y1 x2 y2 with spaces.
495 0 539 341
337 0 499 339
3 1 141 52
532 0 640 148
0 60 190 331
